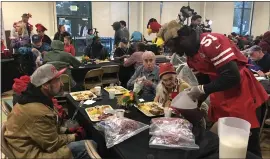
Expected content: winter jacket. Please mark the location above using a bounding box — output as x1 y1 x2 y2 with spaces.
53 32 71 42
64 44 76 56
122 27 130 40
112 22 124 46
10 36 30 53
4 83 75 159
44 40 81 69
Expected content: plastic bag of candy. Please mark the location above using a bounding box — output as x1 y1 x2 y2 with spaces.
149 117 199 150
97 117 149 148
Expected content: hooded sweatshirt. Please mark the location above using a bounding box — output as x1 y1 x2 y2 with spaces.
44 40 81 69
112 22 124 46
259 31 270 54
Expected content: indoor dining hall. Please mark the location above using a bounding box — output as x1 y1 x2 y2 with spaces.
1 1 270 159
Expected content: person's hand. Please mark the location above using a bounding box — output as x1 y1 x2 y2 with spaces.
74 127 86 141
123 55 129 58
9 37 16 40
143 80 153 86
31 48 38 53
257 70 265 77
265 72 270 77
186 85 205 102
164 100 171 108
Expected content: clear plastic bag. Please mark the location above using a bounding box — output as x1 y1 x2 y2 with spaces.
97 117 149 148
149 117 199 150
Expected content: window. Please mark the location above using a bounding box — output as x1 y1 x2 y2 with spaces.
56 2 92 55
56 1 92 37
232 2 253 35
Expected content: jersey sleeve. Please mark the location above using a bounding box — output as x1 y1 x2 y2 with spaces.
201 33 237 69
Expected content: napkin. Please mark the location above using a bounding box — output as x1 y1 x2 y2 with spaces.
84 100 96 105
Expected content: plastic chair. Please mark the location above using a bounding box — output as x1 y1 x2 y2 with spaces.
1 122 16 159
101 65 120 86
60 74 71 92
84 68 104 90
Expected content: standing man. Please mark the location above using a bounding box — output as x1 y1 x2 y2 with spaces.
120 20 130 40
165 25 268 157
112 22 124 48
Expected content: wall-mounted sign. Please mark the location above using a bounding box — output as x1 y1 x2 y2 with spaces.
70 5 78 11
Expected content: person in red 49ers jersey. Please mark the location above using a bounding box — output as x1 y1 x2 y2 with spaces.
165 25 268 157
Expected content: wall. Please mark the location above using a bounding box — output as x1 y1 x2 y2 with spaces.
92 2 128 37
1 1 269 39
1 1 57 38
204 2 234 35
251 1 270 36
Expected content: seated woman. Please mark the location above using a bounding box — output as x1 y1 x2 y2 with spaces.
53 25 71 42
127 51 159 100
123 42 146 69
35 23 52 45
10 22 30 53
84 36 108 60
154 63 190 107
114 38 132 63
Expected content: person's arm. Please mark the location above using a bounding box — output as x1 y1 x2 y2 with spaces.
124 54 136 67
203 61 240 94
70 45 76 56
10 39 19 48
127 68 141 89
67 54 81 68
29 116 75 153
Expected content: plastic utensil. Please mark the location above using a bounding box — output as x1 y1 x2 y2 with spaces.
218 117 251 159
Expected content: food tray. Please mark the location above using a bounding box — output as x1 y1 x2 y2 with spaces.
85 105 114 122
104 86 129 95
70 91 97 101
136 102 164 117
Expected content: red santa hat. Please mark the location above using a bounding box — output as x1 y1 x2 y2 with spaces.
35 23 47 32
159 63 176 78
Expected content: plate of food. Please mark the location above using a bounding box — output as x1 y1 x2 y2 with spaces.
70 91 97 101
104 86 129 95
95 59 110 63
85 105 114 122
136 102 164 117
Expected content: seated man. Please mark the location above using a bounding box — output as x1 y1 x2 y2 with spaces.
18 34 52 75
127 51 159 100
123 42 146 69
44 40 81 88
247 45 270 77
84 36 109 60
4 64 97 159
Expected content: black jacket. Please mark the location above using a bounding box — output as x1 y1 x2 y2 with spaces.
53 32 71 42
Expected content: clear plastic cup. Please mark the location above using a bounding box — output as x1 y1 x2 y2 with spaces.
115 109 125 118
109 91 115 99
95 86 101 96
164 107 172 117
218 117 251 159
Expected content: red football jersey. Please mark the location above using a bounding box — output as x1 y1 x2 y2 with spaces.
187 33 268 128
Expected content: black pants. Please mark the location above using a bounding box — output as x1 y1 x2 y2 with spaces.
247 105 263 158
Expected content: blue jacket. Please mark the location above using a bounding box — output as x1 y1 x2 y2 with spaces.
18 43 51 55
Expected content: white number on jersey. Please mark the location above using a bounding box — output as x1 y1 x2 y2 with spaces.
201 34 218 47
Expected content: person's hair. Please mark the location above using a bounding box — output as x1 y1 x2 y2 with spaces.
16 22 26 35
88 28 93 34
119 20 126 27
136 42 146 52
142 51 156 61
231 32 237 37
58 25 64 33
64 36 71 41
191 15 202 21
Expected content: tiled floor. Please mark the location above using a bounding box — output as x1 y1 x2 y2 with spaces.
1 90 270 158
